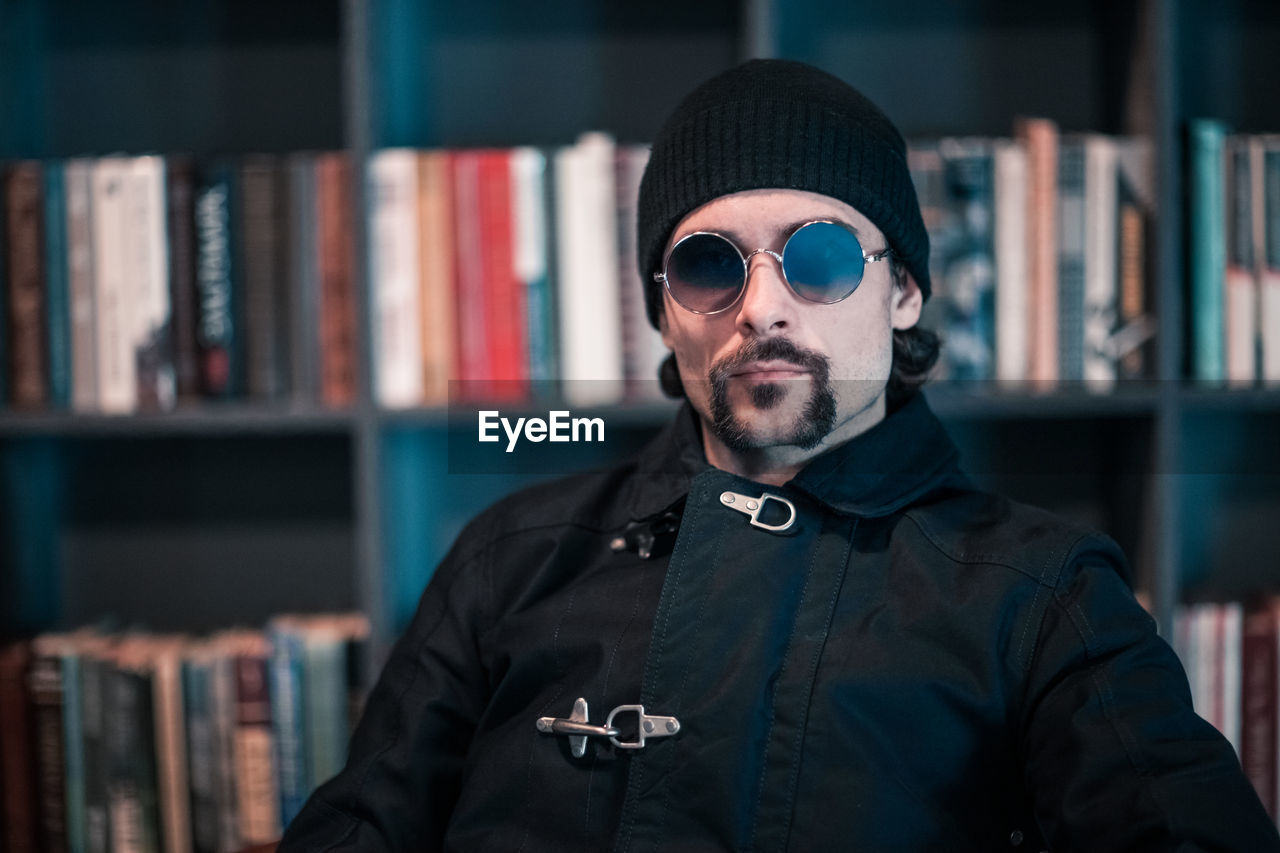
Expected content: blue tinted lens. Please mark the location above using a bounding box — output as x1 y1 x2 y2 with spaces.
781 222 866 303
665 232 745 313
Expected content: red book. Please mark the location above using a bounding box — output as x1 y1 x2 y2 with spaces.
315 153 357 408
476 150 527 398
451 151 491 393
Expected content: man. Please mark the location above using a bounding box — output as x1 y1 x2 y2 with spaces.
280 60 1278 852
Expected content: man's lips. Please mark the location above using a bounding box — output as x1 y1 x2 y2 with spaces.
730 361 812 380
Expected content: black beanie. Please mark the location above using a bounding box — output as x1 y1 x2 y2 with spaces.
637 59 931 329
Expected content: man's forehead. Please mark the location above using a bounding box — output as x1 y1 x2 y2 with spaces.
670 187 881 246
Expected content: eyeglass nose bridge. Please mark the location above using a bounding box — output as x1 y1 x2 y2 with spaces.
744 247 784 266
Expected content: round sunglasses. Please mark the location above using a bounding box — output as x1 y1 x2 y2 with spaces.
653 220 894 315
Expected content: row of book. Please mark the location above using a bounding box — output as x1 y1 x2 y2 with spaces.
1174 600 1280 825
0 152 358 414
0 614 369 853
1188 125 1280 386
912 123 1157 387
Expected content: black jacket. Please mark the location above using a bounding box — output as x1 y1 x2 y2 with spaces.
281 392 1279 852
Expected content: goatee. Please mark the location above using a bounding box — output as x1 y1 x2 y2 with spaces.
708 338 836 453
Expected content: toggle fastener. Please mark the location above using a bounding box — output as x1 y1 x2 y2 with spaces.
536 698 680 757
719 490 797 532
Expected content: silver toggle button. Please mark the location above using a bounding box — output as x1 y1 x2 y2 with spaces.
536 698 618 758
605 704 681 749
719 490 797 532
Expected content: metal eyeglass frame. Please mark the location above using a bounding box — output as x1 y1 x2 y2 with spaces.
652 219 895 316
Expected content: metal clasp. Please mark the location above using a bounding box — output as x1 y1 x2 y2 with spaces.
719 490 797 532
536 698 618 758
536 698 681 756
604 704 681 749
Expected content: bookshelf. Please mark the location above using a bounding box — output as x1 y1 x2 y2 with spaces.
0 0 1278 682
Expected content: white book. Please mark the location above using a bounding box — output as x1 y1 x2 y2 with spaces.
555 132 625 406
368 148 425 408
616 144 667 400
65 158 99 412
1083 134 1118 391
1225 136 1258 387
510 146 551 386
126 156 176 411
90 157 136 414
994 140 1029 384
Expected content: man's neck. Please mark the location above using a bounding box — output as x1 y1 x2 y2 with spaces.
700 391 888 487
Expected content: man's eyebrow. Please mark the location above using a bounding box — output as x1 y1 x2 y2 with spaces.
682 218 864 247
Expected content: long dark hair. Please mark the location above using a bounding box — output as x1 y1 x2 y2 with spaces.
659 258 941 410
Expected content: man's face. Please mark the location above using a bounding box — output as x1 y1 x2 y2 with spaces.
658 188 923 458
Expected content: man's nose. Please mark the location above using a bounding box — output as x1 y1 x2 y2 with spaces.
735 249 796 335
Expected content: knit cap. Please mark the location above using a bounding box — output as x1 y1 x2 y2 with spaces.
637 58 931 328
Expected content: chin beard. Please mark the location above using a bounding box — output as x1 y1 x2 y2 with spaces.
708 338 837 453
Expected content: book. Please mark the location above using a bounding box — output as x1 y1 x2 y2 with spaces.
29 634 74 853
477 150 526 396
1 640 39 853
194 159 243 400
79 639 114 853
417 150 457 406
1189 119 1228 384
285 152 321 406
1082 134 1120 391
126 156 176 412
240 156 289 401
451 150 493 391
90 157 137 413
223 631 281 846
4 160 49 409
148 637 192 853
993 139 1029 384
315 152 358 408
1225 135 1258 386
1114 139 1156 380
554 132 625 405
265 619 309 827
1260 138 1280 384
44 160 72 409
1016 117 1060 387
106 639 162 853
511 146 558 392
64 159 98 413
181 641 225 853
936 137 997 382
166 156 201 403
369 148 426 408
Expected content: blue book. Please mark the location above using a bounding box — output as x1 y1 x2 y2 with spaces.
266 620 310 827
59 643 87 853
194 159 243 398
1057 137 1088 383
1189 119 1228 383
43 160 72 409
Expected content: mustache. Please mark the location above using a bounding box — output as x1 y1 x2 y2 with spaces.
710 337 830 381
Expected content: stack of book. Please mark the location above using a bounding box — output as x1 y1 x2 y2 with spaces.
1187 123 1280 386
0 153 358 414
1173 599 1280 826
0 613 368 853
908 125 1156 391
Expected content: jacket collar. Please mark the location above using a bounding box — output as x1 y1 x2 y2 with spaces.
627 391 966 520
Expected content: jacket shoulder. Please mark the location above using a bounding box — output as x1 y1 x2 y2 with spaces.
902 486 1132 588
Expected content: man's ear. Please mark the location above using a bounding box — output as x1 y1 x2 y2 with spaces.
890 273 924 331
658 303 674 349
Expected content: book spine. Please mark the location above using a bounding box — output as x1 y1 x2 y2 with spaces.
1241 603 1277 819
59 649 86 853
1225 136 1257 386
1115 140 1152 380
478 150 526 397
181 655 219 853
195 160 241 399
1083 135 1119 390
91 158 136 413
1189 119 1228 383
512 147 553 390
0 642 39 853
167 156 201 402
993 140 1029 383
127 157 176 412
1057 137 1087 384
939 138 997 382
106 659 161 853
555 133 624 405
1016 117 1060 386
150 644 191 853
5 160 49 408
1261 140 1280 383
240 156 287 401
29 647 70 853
44 161 72 409
303 633 347 789
286 153 320 405
231 646 281 844
369 148 425 408
79 651 111 853
267 625 309 826
418 150 456 405
65 159 98 413
315 152 357 408
451 151 491 389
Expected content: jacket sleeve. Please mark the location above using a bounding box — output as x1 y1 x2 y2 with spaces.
277 525 494 852
1020 552 1280 852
